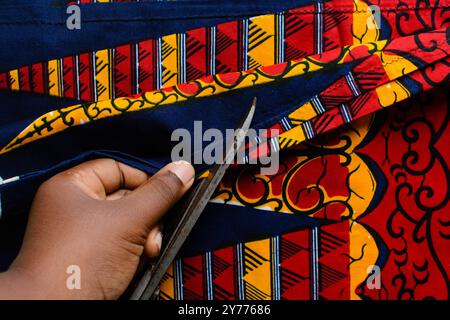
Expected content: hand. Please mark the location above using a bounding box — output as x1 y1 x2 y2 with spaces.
0 159 195 300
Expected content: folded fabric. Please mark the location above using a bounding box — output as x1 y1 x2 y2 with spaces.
0 0 449 300
1 29 448 156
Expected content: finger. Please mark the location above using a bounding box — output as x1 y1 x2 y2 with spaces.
145 224 163 258
57 158 149 199
106 189 131 201
117 161 195 231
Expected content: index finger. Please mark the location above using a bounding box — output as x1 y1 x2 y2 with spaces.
58 158 150 200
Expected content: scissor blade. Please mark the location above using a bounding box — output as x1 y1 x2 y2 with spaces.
130 98 256 300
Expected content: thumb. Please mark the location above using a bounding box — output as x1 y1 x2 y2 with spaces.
116 161 195 233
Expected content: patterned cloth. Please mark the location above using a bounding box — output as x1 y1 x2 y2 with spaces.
0 0 449 300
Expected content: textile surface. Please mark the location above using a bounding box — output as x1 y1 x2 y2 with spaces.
0 0 449 300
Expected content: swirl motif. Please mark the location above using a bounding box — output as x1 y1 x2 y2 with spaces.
213 115 379 222
357 87 449 299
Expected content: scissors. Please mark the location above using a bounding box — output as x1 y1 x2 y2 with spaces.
129 98 256 300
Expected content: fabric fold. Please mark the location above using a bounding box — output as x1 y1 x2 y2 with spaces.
1 28 448 156
0 0 449 300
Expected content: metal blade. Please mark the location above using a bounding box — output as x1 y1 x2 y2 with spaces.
130 98 256 300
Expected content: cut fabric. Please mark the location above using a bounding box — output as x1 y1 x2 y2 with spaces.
2 29 447 155
0 0 448 300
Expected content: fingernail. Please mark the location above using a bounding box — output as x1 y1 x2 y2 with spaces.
154 232 163 252
169 160 195 186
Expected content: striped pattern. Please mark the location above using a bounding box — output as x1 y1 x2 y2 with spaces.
159 220 370 300
274 42 449 151
2 29 448 156
1 2 339 102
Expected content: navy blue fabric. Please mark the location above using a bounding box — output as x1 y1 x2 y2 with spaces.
0 61 355 217
0 0 340 270
0 0 317 125
180 202 324 257
0 60 356 270
0 0 315 127
0 0 315 70
0 214 27 272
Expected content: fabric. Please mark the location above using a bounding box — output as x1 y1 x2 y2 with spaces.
0 0 449 300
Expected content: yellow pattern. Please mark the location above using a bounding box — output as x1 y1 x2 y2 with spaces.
161 34 179 88
349 221 379 300
379 52 418 80
289 101 318 124
248 15 276 69
159 263 176 300
48 59 63 97
7 69 19 91
376 80 411 107
277 52 424 150
0 40 393 155
95 49 113 101
159 222 379 300
278 126 307 150
243 239 272 300
352 0 380 44
213 115 376 221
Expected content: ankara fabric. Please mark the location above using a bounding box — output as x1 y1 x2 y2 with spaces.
0 0 449 300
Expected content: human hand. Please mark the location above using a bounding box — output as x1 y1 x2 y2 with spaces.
0 159 195 300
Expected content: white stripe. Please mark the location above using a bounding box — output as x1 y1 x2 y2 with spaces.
274 237 279 300
311 228 316 300
304 121 314 139
92 51 98 101
210 26 216 75
312 95 325 113
237 244 245 300
243 19 249 70
311 227 320 300
271 137 280 153
176 260 184 300
157 38 162 89
316 3 324 54
278 12 285 63
273 236 281 300
181 33 187 83
281 117 291 130
340 104 352 123
0 176 20 186
277 236 281 300
75 55 80 100
135 43 140 94
205 252 214 300
346 72 360 96
280 118 287 130
315 229 319 300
